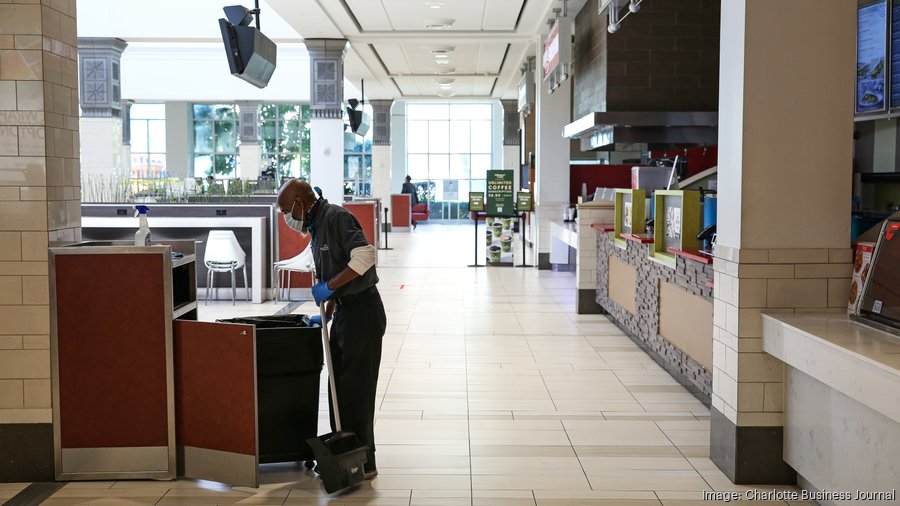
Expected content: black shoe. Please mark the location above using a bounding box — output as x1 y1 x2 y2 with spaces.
412 221 417 230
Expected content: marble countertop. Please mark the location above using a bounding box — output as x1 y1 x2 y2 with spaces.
762 312 900 423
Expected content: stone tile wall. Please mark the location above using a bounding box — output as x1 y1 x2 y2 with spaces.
595 230 714 400
711 244 852 427
0 0 79 438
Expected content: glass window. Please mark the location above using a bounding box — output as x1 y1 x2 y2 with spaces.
129 103 167 178
406 102 494 218
192 104 239 178
343 103 373 196
259 103 310 180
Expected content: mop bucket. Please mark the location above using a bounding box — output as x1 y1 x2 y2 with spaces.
306 432 368 493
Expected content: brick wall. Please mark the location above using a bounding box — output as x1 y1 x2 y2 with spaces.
595 231 714 400
573 0 720 117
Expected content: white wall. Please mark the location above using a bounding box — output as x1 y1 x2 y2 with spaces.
164 102 191 178
77 0 300 41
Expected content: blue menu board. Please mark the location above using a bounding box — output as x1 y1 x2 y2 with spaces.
892 1 900 107
858 1 887 113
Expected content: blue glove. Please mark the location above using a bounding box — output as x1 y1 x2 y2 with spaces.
308 314 331 327
311 280 334 307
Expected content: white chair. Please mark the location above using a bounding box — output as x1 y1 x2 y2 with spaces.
204 230 249 305
273 245 314 302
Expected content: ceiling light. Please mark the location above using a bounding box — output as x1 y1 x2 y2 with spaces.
437 91 455 98
425 18 454 29
431 47 454 56
435 68 456 74
435 77 455 85
426 1 445 9
435 59 450 65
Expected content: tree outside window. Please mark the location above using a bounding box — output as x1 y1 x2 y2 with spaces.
260 104 310 180
192 104 239 178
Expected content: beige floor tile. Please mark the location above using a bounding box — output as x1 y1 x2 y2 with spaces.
587 469 710 491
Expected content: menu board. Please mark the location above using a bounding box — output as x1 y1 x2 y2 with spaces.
516 191 532 212
468 191 484 212
857 1 887 113
892 0 900 106
486 170 514 217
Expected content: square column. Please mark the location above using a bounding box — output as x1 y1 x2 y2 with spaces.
0 0 81 481
305 39 348 204
710 0 855 484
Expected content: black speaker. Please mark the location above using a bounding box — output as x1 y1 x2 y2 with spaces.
219 18 277 89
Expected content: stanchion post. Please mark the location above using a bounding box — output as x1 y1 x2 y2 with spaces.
517 211 532 268
379 206 393 251
468 211 484 268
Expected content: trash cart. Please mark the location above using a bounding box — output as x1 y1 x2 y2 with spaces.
218 314 323 464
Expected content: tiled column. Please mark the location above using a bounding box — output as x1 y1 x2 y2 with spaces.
236 100 260 179
0 0 81 481
76 37 126 179
370 99 393 213
710 0 854 484
305 39 348 205
533 29 571 269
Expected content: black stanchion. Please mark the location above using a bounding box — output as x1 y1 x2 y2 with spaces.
516 211 532 268
467 212 484 268
379 207 393 251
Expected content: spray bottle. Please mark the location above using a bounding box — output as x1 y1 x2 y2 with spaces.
134 205 151 246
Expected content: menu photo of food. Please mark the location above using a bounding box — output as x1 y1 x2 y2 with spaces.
848 242 875 314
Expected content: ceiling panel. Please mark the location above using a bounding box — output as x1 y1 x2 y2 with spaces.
381 0 486 30
372 43 412 74
475 43 508 74
482 0 526 30
344 0 393 31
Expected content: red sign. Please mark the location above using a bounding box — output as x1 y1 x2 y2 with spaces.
542 22 560 79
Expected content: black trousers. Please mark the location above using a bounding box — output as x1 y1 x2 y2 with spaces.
327 287 386 472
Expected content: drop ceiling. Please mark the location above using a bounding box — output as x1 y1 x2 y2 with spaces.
266 0 586 100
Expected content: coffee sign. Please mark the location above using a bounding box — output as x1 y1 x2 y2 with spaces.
486 170 514 217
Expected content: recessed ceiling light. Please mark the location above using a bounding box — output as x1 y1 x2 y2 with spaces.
425 18 454 29
435 77 455 85
437 91 456 98
435 59 450 65
435 68 456 74
426 1 445 9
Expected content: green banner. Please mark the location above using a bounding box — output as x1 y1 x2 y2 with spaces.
486 169 514 216
516 191 532 212
468 192 484 212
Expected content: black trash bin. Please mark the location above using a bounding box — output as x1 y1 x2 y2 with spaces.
218 314 323 464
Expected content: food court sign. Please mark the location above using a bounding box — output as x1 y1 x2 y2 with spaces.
486 170 514 217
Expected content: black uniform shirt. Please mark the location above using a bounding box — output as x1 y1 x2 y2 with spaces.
309 199 378 298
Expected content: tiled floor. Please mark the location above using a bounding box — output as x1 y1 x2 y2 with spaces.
29 223 812 505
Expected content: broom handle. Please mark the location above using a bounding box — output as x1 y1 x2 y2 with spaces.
316 269 343 433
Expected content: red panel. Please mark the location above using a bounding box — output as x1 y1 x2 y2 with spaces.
569 164 633 204
56 253 169 448
344 202 376 246
391 194 411 227
648 146 718 179
276 211 313 288
174 320 256 456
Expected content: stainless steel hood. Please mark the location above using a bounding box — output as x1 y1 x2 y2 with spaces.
562 111 718 151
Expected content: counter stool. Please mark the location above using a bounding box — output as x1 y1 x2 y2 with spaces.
204 230 249 305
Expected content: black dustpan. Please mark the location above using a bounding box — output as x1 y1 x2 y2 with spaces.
306 280 369 494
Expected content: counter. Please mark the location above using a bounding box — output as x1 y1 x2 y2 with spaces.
594 227 715 401
762 313 900 504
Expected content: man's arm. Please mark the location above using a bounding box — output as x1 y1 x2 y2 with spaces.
327 244 376 290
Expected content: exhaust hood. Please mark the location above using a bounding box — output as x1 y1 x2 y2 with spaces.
562 111 718 151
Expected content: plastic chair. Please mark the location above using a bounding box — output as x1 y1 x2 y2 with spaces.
204 230 249 305
273 245 314 302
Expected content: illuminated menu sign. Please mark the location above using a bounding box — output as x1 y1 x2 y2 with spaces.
857 0 887 113
542 22 560 80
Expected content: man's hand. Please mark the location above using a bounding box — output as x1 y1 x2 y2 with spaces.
308 314 332 327
312 280 335 306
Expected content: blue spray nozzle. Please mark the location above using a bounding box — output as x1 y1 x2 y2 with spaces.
135 205 150 214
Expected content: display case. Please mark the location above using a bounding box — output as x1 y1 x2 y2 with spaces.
613 188 646 247
652 190 701 267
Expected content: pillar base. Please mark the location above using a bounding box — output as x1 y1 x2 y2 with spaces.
709 408 796 485
0 423 54 482
576 288 606 314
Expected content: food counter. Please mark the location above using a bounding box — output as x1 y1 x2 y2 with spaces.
593 189 715 401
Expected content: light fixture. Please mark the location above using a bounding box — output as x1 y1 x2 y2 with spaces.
437 91 455 97
434 54 450 60
435 67 456 74
435 77 455 85
606 0 642 33
425 18 454 29
435 59 450 65
426 1 444 9
431 47 454 56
